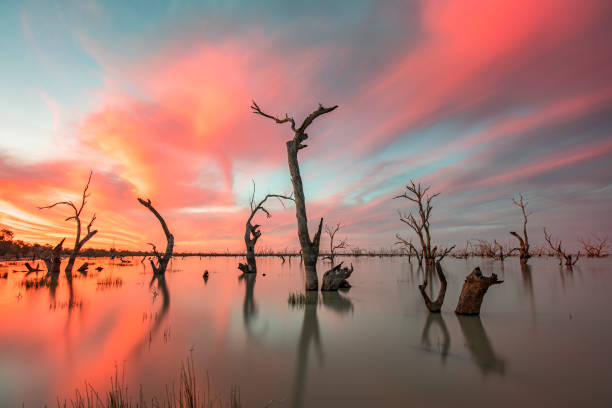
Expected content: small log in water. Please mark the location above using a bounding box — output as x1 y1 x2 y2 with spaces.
455 267 503 315
321 262 353 291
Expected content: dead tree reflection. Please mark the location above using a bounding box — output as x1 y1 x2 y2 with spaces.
456 315 505 376
420 313 450 364
290 291 353 407
291 293 323 408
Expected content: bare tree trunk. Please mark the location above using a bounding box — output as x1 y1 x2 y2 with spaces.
43 238 65 277
455 267 503 315
418 262 447 312
321 262 353 291
510 194 530 264
138 198 174 275
39 171 97 275
251 101 337 290
239 184 293 274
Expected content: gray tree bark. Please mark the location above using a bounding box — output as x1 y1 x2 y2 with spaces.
251 101 338 290
321 262 353 291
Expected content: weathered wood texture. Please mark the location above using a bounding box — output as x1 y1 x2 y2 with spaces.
251 101 337 290
455 267 503 315
320 262 353 291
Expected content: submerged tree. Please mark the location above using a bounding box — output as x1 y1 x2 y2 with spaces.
394 180 454 265
251 100 338 290
138 198 174 274
455 267 503 315
39 171 98 274
322 222 348 265
578 235 609 257
510 194 531 264
238 181 293 274
543 228 580 267
418 261 447 313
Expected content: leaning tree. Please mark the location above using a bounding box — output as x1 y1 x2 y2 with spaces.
138 198 174 275
238 181 293 274
510 193 531 264
251 100 338 290
39 171 98 275
394 180 454 266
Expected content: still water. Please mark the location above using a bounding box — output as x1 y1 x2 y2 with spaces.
1 256 611 407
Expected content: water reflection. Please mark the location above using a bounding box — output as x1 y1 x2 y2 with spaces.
290 291 353 407
456 315 505 376
420 313 450 364
132 273 170 354
291 293 323 408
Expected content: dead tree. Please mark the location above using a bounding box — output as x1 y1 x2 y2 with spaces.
455 267 503 315
238 181 293 274
138 198 174 274
39 171 98 275
41 238 65 277
578 235 609 257
251 100 338 290
544 228 580 267
418 262 447 313
394 180 454 265
321 261 353 291
510 194 531 264
322 222 348 265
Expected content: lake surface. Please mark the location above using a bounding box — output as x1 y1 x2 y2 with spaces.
1 256 611 407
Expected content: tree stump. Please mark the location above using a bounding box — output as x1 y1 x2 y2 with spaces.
321 262 353 291
455 267 503 315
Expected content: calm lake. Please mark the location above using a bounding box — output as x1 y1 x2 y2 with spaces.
1 256 611 407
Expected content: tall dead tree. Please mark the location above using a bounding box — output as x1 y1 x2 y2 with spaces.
455 267 503 315
578 235 609 257
394 180 454 266
251 100 338 290
138 198 174 275
39 171 98 275
510 194 531 264
238 182 293 274
418 262 447 313
544 228 580 267
322 222 348 265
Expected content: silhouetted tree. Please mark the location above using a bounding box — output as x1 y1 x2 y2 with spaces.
238 181 293 274
251 100 338 290
510 193 531 264
394 180 454 265
138 198 174 274
39 171 98 274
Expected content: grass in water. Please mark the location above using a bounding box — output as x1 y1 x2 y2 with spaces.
56 354 240 408
287 291 318 308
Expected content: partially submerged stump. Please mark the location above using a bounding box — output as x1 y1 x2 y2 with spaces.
455 267 503 315
77 262 89 274
419 262 447 313
321 262 353 291
42 238 65 277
